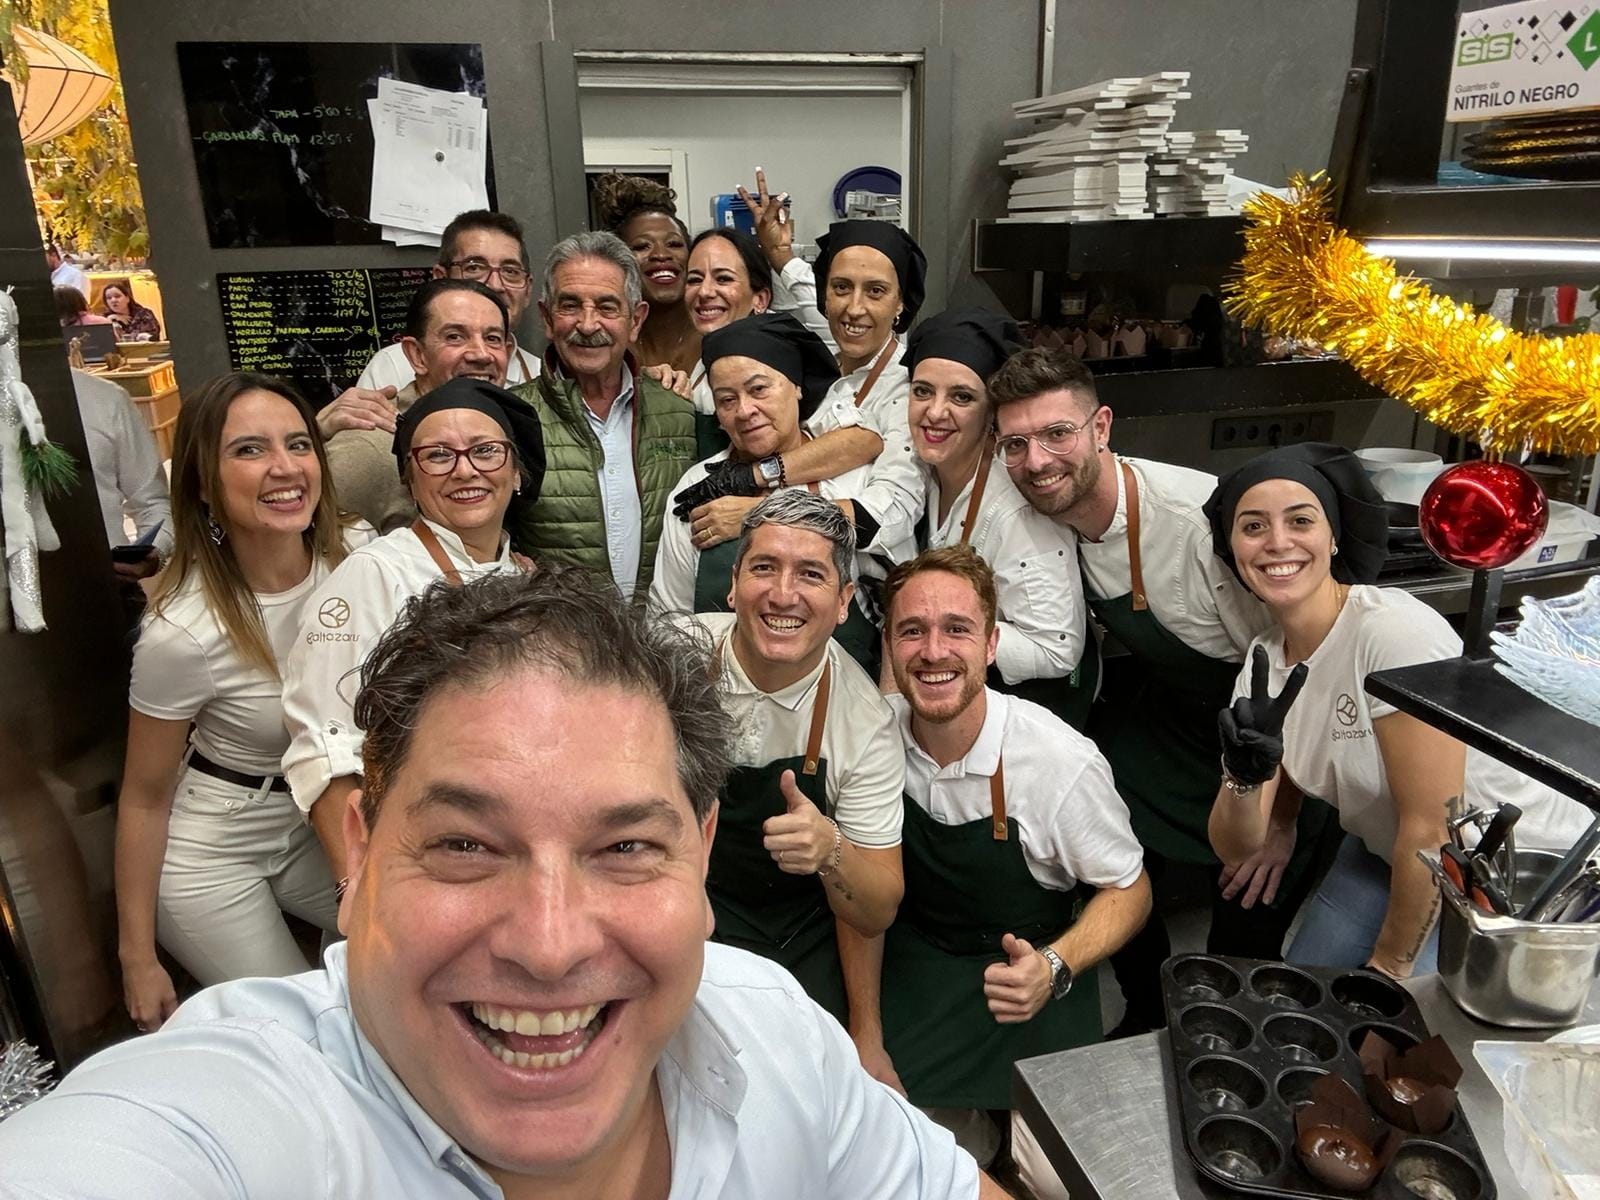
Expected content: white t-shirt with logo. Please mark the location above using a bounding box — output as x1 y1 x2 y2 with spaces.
129 525 377 777
1234 585 1594 861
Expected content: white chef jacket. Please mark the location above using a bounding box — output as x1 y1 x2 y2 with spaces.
682 611 904 849
71 368 172 556
650 449 879 623
0 941 978 1200
1079 456 1270 661
771 257 837 350
129 526 378 778
920 456 1087 685
281 519 518 814
1237 585 1595 861
892 689 1143 892
354 340 537 395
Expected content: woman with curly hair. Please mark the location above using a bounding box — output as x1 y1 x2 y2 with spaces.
592 172 700 376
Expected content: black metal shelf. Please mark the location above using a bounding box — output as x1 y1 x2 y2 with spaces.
1095 360 1387 418
1365 658 1600 808
972 216 1244 275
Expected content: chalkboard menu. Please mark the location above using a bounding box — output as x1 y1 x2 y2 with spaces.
178 42 493 247
218 267 432 402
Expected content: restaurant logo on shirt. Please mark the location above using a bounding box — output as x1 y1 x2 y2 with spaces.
1331 692 1370 740
318 597 351 629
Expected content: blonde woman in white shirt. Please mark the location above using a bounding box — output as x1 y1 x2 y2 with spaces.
117 372 372 1032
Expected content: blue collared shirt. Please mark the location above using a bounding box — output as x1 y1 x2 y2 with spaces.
0 942 977 1199
551 355 642 596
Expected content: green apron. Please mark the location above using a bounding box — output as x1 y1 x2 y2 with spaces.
693 514 882 678
1086 462 1325 873
705 659 849 1022
882 762 1101 1110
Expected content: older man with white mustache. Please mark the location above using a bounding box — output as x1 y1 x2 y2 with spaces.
510 231 696 596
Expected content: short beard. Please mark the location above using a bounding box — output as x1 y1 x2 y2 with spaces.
1025 448 1100 519
897 666 986 726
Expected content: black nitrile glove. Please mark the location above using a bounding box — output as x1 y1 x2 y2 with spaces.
672 459 764 520
1218 645 1308 786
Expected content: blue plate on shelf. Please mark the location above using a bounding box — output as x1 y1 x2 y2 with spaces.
833 165 902 217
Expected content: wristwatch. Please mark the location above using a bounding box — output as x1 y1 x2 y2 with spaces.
1039 946 1074 1000
756 455 784 489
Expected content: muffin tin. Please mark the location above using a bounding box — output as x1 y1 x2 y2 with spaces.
1162 955 1496 1199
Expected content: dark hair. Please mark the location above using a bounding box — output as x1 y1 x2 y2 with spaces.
593 172 689 239
150 371 350 677
99 278 154 320
353 568 734 826
404 278 509 342
882 544 998 634
688 227 773 297
53 286 90 322
987 346 1100 413
438 210 529 269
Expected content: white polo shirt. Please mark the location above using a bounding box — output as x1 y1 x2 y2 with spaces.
682 611 904 849
129 526 377 778
281 520 519 814
921 456 1087 685
1237 585 1595 860
0 941 978 1199
1078 456 1270 661
892 689 1144 891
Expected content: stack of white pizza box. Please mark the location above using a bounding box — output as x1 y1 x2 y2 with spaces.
1146 129 1250 216
999 72 1190 222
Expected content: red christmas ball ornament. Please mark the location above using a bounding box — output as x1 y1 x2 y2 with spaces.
1419 462 1548 570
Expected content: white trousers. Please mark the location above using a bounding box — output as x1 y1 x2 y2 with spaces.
156 765 338 986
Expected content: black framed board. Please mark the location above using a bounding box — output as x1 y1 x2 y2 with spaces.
178 41 494 247
218 267 432 402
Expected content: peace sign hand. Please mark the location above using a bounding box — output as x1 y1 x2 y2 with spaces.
1218 645 1308 787
737 167 793 270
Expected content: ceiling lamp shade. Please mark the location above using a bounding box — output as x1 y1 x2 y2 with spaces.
1 25 113 145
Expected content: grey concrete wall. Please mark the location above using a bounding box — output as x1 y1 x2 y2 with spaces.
111 0 1364 389
1052 0 1362 187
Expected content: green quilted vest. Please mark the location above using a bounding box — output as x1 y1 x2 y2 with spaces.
509 364 696 591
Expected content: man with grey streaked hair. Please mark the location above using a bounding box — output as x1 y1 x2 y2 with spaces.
509 229 695 595
676 488 906 1038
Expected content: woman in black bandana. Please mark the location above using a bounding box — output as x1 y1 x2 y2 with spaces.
281 377 544 875
1204 443 1591 977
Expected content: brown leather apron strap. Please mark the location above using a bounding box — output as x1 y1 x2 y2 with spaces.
957 451 993 546
802 662 832 777
990 757 1008 840
851 337 899 406
1120 461 1147 612
411 520 463 586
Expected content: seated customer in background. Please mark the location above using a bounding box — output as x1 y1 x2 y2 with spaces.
100 279 161 341
55 285 113 327
0 569 1003 1200
324 279 510 533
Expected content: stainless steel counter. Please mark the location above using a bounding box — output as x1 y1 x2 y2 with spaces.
1014 974 1600 1200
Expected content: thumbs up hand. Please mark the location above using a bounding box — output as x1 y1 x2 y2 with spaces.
982 933 1052 1024
762 770 837 875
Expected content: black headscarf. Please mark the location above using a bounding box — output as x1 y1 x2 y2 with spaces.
392 377 547 506
901 308 1022 383
1204 442 1389 587
812 220 928 333
701 311 841 422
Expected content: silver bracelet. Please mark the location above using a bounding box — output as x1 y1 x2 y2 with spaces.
815 819 844 877
1219 758 1261 796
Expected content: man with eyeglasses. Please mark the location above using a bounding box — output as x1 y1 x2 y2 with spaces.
323 278 514 534
510 231 696 597
989 347 1329 1039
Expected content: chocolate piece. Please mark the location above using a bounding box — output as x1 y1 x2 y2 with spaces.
1385 1075 1426 1105
1297 1124 1379 1191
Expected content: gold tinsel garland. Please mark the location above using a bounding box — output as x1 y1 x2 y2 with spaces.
1224 173 1600 455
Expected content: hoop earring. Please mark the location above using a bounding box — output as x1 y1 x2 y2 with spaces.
208 514 226 545
1331 544 1340 556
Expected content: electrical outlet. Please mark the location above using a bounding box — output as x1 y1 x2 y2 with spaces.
1210 410 1334 450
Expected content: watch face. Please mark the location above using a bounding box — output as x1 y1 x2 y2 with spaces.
1052 967 1073 999
758 457 782 484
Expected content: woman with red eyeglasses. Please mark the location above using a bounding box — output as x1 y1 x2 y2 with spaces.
281 378 545 877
